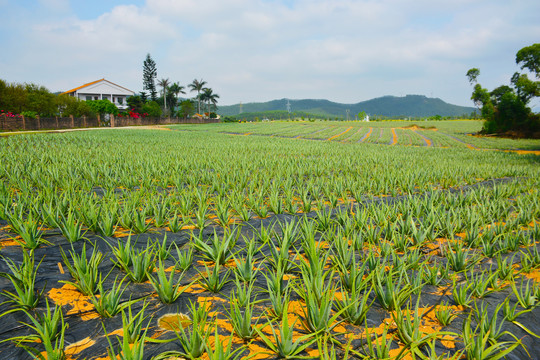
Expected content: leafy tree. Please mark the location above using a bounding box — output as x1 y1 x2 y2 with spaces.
188 78 207 114
126 95 144 113
143 53 158 101
357 111 366 120
516 44 540 76
178 99 195 119
56 95 93 117
86 99 119 116
0 80 27 113
467 44 540 136
25 83 56 116
142 101 162 117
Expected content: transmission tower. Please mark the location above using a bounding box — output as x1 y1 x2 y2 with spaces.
286 99 291 113
346 109 350 121
239 102 243 114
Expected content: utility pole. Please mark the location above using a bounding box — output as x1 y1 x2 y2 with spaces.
346 109 350 121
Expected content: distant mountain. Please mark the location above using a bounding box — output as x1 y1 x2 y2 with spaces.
217 95 476 118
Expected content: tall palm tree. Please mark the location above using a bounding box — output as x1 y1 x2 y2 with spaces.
188 79 207 114
157 78 170 111
168 82 186 111
201 88 220 114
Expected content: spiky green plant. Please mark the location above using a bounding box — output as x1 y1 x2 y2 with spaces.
435 301 456 326
462 315 522 360
197 262 230 293
256 309 316 359
147 258 189 304
6 299 67 360
126 244 155 283
60 242 104 296
58 209 86 242
90 276 133 318
175 242 194 271
154 299 213 360
226 294 261 341
193 228 238 265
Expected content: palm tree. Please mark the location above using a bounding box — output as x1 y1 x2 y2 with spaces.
201 88 220 114
168 82 186 111
157 78 170 111
188 79 207 114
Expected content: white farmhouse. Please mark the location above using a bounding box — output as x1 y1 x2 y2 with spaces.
60 79 135 110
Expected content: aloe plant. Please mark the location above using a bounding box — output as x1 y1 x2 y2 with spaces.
226 294 261 341
452 279 473 308
193 228 238 265
204 327 246 360
7 211 47 250
462 315 521 360
197 262 230 293
60 242 104 296
57 209 86 242
174 242 194 271
373 268 412 311
435 301 456 326
1 251 45 310
510 278 538 309
256 309 316 359
154 299 213 360
7 300 67 360
91 276 132 318
392 298 440 353
148 259 190 303
362 324 393 359
126 244 155 283
335 282 373 325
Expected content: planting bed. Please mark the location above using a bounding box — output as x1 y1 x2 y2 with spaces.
1 122 540 359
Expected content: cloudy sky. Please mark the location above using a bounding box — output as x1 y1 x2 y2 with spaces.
1 0 539 107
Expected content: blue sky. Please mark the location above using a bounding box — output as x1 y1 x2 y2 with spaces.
1 0 539 108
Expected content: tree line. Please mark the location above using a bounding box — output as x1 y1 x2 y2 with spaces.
0 53 221 120
137 53 220 119
467 43 540 137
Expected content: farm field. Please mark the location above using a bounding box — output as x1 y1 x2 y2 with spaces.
0 120 540 359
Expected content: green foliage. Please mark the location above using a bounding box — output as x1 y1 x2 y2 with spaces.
126 95 144 113
20 111 37 119
143 53 158 101
467 43 540 135
0 80 57 116
56 94 93 117
142 100 162 117
178 99 196 118
86 99 119 115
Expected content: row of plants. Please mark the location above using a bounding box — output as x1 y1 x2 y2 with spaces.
0 126 539 359
1 175 539 358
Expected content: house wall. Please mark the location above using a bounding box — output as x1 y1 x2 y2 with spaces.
72 81 134 110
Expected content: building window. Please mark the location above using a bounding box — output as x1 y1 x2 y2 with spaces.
113 97 116 103
118 97 123 105
94 96 98 100
86 96 92 101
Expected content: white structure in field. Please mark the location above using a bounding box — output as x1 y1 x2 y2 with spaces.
60 79 135 110
365 115 370 122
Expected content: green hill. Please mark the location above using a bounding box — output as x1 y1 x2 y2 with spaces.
218 95 476 118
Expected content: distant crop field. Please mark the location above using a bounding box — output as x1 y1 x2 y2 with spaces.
0 122 539 359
